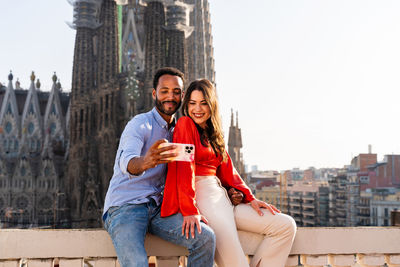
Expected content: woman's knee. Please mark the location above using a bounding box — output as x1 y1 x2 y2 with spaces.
280 214 297 237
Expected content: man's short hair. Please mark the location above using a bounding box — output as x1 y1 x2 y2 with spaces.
153 67 185 89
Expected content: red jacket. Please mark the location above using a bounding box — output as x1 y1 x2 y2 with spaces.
161 116 255 217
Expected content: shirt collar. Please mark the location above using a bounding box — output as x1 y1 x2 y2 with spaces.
151 107 176 129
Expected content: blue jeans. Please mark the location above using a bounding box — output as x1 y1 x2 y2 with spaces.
104 200 216 267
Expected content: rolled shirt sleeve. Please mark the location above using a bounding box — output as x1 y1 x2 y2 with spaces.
118 117 147 177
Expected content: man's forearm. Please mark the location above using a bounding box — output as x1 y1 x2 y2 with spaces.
127 157 151 176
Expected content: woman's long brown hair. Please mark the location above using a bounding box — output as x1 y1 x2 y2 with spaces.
182 79 227 161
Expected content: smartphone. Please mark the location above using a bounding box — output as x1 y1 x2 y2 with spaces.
159 143 195 162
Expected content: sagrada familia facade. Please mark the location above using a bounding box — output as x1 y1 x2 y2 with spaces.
0 0 244 228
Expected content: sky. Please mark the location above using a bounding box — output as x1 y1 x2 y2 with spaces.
1 1 400 171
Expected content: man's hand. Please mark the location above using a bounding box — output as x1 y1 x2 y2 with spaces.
182 214 209 239
250 199 281 216
127 139 177 175
142 139 177 169
227 188 244 206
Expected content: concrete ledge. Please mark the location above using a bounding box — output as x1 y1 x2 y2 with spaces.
0 227 400 259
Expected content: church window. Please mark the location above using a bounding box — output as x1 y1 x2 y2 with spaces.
50 122 56 136
44 167 50 177
37 140 41 150
5 121 12 134
28 122 35 134
29 103 34 114
51 103 57 115
39 196 52 210
16 196 28 209
128 32 133 41
21 166 26 176
6 103 12 114
21 180 26 189
14 140 18 150
30 140 35 151
128 48 133 57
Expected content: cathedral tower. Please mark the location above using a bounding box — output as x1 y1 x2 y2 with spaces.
67 0 122 227
228 110 245 178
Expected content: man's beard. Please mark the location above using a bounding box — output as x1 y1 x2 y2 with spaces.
155 97 181 116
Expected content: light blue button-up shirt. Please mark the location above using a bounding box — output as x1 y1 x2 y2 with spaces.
103 107 175 215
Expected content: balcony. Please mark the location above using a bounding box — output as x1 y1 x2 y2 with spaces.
290 195 302 200
290 209 302 215
302 203 316 209
303 213 316 219
1 228 400 267
302 219 316 225
290 202 301 207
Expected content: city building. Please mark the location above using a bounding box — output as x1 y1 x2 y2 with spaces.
357 191 372 226
365 155 400 190
370 188 400 226
255 186 280 207
282 182 323 227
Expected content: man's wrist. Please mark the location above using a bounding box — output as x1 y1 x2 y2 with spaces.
128 157 148 176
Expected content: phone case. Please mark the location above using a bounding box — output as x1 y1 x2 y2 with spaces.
159 143 195 162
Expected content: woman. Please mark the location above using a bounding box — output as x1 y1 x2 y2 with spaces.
161 79 296 267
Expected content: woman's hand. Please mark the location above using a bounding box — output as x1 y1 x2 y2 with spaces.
228 188 244 206
182 215 209 239
250 199 281 216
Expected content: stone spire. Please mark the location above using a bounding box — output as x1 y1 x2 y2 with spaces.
15 79 21 89
228 109 245 178
8 71 13 89
36 79 41 90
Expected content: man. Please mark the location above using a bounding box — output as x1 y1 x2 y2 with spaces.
103 67 216 267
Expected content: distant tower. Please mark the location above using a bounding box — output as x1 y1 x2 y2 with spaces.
143 0 167 109
164 1 194 75
228 109 245 178
67 0 122 228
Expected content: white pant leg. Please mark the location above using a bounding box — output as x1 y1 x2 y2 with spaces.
195 177 249 267
234 204 296 267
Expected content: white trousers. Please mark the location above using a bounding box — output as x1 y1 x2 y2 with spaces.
195 176 296 267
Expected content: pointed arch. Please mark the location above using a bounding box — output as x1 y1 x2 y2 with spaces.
44 81 66 141
21 81 43 154
0 80 21 156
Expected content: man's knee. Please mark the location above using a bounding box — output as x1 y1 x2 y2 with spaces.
196 223 216 248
